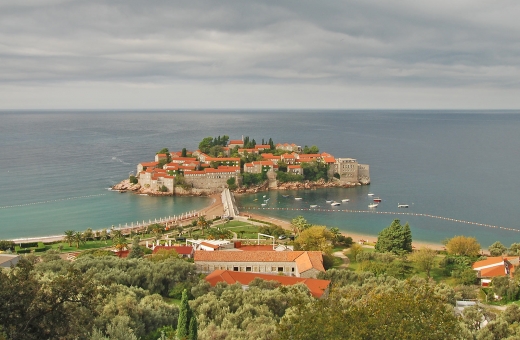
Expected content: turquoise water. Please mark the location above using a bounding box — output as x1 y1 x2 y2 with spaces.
1 110 519 246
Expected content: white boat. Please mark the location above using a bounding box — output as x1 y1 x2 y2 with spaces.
325 200 332 203
295 197 303 200
331 202 341 206
261 203 267 206
263 195 267 198
368 193 374 196
310 204 318 208
341 198 350 202
398 203 409 208
368 203 378 208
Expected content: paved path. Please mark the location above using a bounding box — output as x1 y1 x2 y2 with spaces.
333 249 350 268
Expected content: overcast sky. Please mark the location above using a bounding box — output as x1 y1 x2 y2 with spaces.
1 0 519 110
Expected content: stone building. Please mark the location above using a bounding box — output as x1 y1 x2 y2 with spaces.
184 166 241 191
194 250 325 278
334 158 370 185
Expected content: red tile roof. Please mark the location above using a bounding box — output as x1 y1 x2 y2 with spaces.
153 246 194 255
205 270 330 298
194 251 325 273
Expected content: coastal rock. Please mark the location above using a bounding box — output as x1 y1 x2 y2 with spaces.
112 179 141 192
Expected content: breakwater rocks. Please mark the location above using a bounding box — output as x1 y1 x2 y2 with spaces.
112 179 141 192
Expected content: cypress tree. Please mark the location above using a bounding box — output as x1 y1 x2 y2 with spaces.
177 289 191 339
127 237 144 259
188 314 198 340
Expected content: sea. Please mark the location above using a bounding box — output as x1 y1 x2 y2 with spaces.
1 110 519 247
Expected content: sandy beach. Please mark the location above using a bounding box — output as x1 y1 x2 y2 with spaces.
10 192 445 251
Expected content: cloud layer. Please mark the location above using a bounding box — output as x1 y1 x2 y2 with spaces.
1 0 519 109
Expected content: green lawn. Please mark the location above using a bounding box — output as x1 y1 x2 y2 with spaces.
48 239 116 252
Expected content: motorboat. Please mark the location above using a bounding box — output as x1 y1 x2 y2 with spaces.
294 197 303 200
373 197 382 202
325 200 332 203
263 195 267 198
310 204 318 208
368 203 378 208
331 202 341 206
261 203 267 206
341 198 350 202
398 203 409 208
368 193 374 196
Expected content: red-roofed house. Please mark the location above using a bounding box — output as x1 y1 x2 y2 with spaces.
260 153 281 164
287 165 303 175
137 161 159 173
194 250 325 278
472 256 519 286
205 270 331 298
228 139 244 148
243 161 277 174
155 153 168 162
152 246 195 258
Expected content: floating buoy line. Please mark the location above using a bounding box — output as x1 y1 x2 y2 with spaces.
0 193 107 209
239 206 520 233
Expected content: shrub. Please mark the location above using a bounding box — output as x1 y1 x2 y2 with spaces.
129 175 138 184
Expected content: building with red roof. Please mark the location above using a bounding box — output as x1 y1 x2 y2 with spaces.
152 246 195 258
194 250 325 278
205 270 330 298
472 256 519 286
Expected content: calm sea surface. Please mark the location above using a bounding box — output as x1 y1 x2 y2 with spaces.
1 110 519 247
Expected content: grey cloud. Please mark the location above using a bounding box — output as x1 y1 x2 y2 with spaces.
0 0 519 108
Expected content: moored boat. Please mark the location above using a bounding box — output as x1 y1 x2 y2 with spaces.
325 200 332 203
294 197 303 200
368 203 378 208
368 193 374 196
310 204 318 208
341 198 350 202
398 203 409 208
373 197 382 202
331 201 341 206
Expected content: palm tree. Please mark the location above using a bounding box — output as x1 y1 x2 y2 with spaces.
330 227 341 246
113 237 127 252
83 228 94 241
64 230 75 247
197 216 211 236
291 216 310 235
111 229 123 240
73 232 85 249
99 229 109 244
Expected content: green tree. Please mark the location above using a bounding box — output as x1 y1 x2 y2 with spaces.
127 237 144 259
0 240 15 251
410 247 437 278
99 229 109 244
0 259 106 340
291 216 310 235
445 236 481 257
129 175 138 184
294 226 332 253
508 243 520 256
374 219 413 254
181 148 187 157
348 243 363 262
73 231 85 249
329 227 341 246
188 314 198 340
177 289 192 340
198 137 214 154
278 279 463 340
488 241 507 256
64 230 75 247
197 216 211 236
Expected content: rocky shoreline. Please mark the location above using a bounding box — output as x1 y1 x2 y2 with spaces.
112 178 364 196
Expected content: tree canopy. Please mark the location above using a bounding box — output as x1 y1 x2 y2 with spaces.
445 235 481 257
374 219 412 254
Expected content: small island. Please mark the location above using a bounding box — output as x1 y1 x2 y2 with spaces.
113 135 370 195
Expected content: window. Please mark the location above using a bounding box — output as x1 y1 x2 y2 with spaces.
246 267 252 272
278 267 283 272
233 267 239 271
271 267 277 272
